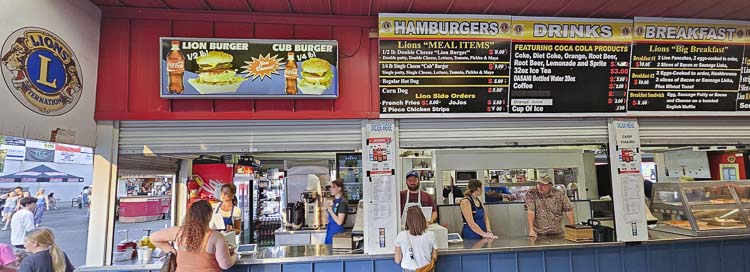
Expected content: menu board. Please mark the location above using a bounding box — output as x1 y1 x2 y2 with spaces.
509 17 632 113
160 38 338 98
378 14 512 114
628 18 750 111
739 37 750 111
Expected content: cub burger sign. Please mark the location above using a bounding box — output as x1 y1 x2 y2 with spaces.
160 37 339 99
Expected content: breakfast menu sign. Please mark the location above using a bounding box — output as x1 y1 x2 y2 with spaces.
628 18 750 112
160 38 338 98
379 15 750 117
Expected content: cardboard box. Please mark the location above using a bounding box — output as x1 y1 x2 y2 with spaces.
332 233 355 249
564 224 593 242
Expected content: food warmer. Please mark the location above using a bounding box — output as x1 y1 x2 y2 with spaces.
650 181 750 237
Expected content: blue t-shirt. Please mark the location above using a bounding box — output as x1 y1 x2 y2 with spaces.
484 187 510 203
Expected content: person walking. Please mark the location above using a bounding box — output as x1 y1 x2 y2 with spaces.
1 192 18 230
47 193 57 210
394 206 438 272
19 228 74 272
33 190 50 227
10 197 36 249
151 200 237 272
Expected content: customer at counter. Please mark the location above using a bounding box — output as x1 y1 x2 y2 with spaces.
210 184 241 234
394 206 437 272
151 200 237 271
401 171 438 225
324 180 348 244
525 175 574 237
460 180 496 239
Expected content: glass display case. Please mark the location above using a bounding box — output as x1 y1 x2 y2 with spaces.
650 181 750 237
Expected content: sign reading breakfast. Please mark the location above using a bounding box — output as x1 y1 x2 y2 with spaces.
160 38 338 99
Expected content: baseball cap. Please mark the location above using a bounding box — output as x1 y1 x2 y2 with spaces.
405 170 419 180
536 174 553 184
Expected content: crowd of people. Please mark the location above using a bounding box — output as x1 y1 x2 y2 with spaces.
0 186 81 271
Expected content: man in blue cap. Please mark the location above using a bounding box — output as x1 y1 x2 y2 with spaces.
400 170 437 225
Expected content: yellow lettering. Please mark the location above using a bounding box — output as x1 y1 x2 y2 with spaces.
36 55 57 89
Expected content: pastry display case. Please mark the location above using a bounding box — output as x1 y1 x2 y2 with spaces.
650 181 750 237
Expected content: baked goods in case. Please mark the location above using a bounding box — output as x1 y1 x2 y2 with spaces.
709 199 736 204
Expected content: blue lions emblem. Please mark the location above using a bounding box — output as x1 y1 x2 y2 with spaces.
1 27 82 116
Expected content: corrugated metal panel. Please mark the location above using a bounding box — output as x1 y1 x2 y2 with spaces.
639 118 750 146
398 118 608 148
119 120 362 155
118 155 180 173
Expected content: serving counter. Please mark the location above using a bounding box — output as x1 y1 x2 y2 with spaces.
75 230 750 272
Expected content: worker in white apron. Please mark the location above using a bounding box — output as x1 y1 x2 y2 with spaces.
401 190 424 227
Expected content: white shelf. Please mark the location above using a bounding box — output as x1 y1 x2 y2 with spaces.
404 156 432 159
412 168 432 171
420 180 435 183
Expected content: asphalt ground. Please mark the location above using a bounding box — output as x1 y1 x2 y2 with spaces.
0 205 167 268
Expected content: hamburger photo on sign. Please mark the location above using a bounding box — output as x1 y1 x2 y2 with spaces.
161 38 338 98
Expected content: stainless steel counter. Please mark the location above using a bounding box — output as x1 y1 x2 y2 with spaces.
275 228 327 235
238 245 380 265
440 235 620 255
76 230 750 270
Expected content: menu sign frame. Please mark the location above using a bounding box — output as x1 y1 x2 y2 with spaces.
378 13 513 117
509 17 633 114
628 17 750 113
378 14 750 117
160 37 339 99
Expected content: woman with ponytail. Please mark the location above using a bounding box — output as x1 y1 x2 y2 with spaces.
151 200 237 272
19 227 74 272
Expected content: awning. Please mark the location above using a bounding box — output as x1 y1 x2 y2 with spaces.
0 165 84 182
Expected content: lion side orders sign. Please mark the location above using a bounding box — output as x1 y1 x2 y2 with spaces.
1 27 83 116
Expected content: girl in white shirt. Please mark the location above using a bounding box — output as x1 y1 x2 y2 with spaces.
394 206 437 272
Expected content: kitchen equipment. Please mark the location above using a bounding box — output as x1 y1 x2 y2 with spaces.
587 219 616 242
116 229 138 259
302 191 321 228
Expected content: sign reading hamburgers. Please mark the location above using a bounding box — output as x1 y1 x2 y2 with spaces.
160 38 338 98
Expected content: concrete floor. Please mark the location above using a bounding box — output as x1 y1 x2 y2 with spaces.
0 205 168 268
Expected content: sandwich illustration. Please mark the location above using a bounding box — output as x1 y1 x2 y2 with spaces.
188 51 245 94
297 58 334 95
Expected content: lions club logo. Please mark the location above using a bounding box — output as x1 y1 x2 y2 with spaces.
1 27 82 116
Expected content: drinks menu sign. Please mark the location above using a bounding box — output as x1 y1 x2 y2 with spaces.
509 17 632 113
379 15 750 116
160 38 338 99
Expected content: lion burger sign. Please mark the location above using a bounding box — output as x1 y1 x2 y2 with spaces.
1 27 82 116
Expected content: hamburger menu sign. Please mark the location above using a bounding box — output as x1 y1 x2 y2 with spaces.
160 37 338 98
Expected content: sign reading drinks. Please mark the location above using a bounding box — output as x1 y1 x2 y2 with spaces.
160 38 338 99
378 14 512 115
628 18 750 111
510 17 632 113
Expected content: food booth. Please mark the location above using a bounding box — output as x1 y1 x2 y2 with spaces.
69 1 750 272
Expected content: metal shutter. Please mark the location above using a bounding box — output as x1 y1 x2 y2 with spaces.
398 118 608 148
118 120 363 155
639 118 750 146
